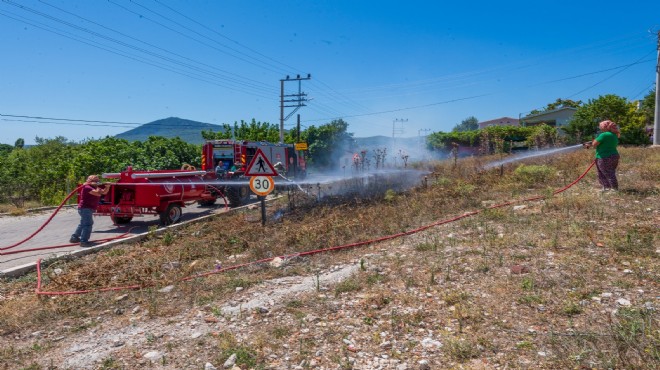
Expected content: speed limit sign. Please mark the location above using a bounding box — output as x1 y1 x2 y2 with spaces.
249 176 275 196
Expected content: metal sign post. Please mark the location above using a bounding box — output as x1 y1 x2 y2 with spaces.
247 150 277 226
259 196 266 226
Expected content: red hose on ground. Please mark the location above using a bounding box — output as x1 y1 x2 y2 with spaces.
2 229 134 256
4 181 229 257
1 185 83 252
0 183 137 256
35 161 596 296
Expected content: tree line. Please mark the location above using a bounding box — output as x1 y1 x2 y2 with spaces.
1 90 653 207
434 91 655 151
0 119 353 207
0 136 200 207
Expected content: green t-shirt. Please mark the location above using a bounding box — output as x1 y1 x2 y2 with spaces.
595 131 618 159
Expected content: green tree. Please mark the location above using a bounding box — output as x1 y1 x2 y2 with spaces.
530 98 582 115
28 136 77 204
452 116 479 132
0 143 12 157
14 138 24 149
302 119 353 169
131 136 200 170
0 135 206 206
427 125 558 153
0 146 32 206
562 94 647 145
71 136 137 180
201 119 281 142
620 104 649 145
639 88 655 128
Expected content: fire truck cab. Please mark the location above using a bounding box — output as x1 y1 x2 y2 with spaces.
202 140 306 178
200 140 306 207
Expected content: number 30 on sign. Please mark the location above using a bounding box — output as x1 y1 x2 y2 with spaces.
249 176 275 196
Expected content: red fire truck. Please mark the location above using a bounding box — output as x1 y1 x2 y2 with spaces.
201 140 305 176
94 140 305 225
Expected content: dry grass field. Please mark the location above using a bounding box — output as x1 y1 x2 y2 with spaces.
0 147 658 369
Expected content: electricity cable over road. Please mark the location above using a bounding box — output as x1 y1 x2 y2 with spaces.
2 1 277 98
39 0 276 92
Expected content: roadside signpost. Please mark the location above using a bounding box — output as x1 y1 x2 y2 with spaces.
244 149 277 225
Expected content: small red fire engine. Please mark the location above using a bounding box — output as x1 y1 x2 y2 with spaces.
93 140 305 225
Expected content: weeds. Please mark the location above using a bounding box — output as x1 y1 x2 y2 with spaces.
445 338 479 362
100 356 121 369
0 148 657 369
513 164 554 187
216 331 260 368
334 277 361 296
562 301 583 316
610 307 660 365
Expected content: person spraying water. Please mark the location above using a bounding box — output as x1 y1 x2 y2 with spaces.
583 120 620 192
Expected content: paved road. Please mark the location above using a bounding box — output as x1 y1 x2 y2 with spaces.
0 203 229 273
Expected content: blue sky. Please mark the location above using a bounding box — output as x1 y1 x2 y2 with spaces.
1 0 658 145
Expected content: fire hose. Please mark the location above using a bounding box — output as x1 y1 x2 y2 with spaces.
34 160 596 296
1 181 231 256
0 185 83 254
0 184 136 256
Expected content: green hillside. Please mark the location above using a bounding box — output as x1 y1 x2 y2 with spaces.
115 117 222 144
115 118 427 152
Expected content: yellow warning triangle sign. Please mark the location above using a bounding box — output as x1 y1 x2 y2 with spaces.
244 148 278 176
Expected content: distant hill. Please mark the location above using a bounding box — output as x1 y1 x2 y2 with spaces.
114 119 431 159
115 117 222 144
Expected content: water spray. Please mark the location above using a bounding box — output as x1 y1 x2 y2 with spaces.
483 144 583 169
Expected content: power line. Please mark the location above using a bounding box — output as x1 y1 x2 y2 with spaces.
306 93 493 122
567 51 656 98
0 113 304 131
3 1 656 137
529 58 655 87
151 0 299 73
631 82 655 100
39 0 276 92
0 11 274 100
2 1 277 98
0 114 142 125
0 118 230 130
1 118 134 129
108 0 285 76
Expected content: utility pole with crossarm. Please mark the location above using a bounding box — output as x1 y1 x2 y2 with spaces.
280 74 311 144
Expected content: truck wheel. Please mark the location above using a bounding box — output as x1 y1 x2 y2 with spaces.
227 186 250 207
160 204 182 225
111 215 133 225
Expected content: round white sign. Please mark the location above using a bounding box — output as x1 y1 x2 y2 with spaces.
249 176 275 196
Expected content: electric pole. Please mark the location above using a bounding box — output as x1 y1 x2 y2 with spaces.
653 30 660 146
392 118 407 138
280 74 311 144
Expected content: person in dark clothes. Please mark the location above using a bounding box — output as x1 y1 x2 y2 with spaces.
70 175 109 247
